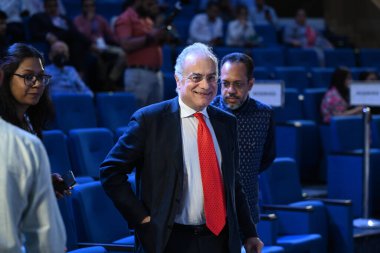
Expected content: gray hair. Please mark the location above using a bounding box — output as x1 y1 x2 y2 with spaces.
174 43 218 79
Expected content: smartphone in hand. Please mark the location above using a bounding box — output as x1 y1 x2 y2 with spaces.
55 170 76 193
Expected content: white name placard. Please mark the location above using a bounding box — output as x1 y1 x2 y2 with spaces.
249 81 284 107
350 82 380 106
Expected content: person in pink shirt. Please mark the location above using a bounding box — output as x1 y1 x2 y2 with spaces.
321 67 362 123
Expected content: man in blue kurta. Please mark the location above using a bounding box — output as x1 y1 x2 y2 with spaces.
212 52 275 224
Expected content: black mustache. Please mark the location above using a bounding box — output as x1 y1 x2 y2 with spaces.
225 95 240 99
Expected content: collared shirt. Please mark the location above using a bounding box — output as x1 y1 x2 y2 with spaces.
188 13 223 44
114 7 162 69
175 97 222 225
0 117 66 253
45 64 93 97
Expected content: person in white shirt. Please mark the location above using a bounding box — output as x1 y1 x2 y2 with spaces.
249 0 279 27
0 116 66 253
226 4 261 47
188 1 224 46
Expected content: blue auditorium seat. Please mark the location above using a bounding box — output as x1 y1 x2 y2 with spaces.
329 116 364 152
310 67 334 88
163 72 177 100
261 158 354 253
359 48 380 69
286 48 320 68
72 182 135 246
254 67 272 80
252 48 285 69
173 19 190 45
51 94 97 133
255 25 278 47
273 66 310 92
373 115 380 148
350 67 378 80
161 45 174 73
68 128 114 178
324 48 356 68
96 92 137 132
213 46 246 60
273 88 303 122
42 130 94 184
303 88 327 123
57 197 108 253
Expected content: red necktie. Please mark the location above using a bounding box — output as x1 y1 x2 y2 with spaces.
194 112 226 236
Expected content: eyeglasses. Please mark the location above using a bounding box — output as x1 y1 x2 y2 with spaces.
13 73 52 87
220 80 247 89
185 73 218 83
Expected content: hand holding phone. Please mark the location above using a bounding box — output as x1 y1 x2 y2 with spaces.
52 171 76 199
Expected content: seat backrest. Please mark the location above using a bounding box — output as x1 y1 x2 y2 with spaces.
252 48 285 68
273 88 304 123
255 24 278 46
329 116 364 152
303 88 327 123
72 181 131 243
286 48 320 68
42 130 71 175
274 66 309 92
310 67 334 88
96 92 137 132
51 94 97 133
359 48 380 68
324 49 356 68
260 157 303 205
68 128 114 178
373 115 380 149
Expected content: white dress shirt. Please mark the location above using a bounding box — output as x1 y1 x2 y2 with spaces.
188 13 223 44
175 98 222 225
0 118 66 253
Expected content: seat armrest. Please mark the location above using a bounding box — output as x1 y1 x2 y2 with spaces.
308 197 352 206
262 204 314 212
77 242 134 252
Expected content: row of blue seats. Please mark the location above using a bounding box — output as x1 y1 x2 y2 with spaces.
162 46 380 72
43 123 340 252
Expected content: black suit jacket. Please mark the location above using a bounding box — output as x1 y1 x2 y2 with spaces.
100 98 256 253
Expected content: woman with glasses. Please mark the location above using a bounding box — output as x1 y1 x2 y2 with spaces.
0 43 70 199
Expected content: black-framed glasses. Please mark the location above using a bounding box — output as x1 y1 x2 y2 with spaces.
13 73 52 87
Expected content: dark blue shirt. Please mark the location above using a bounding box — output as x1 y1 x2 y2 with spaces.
212 96 276 223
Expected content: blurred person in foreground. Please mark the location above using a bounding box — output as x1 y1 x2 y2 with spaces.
212 52 275 228
0 60 66 253
0 42 71 198
321 67 362 123
100 42 263 253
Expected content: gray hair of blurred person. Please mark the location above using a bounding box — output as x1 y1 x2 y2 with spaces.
174 42 219 81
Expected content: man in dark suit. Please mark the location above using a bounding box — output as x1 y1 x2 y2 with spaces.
100 42 263 253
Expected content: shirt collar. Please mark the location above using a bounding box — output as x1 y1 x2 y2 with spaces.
178 97 209 119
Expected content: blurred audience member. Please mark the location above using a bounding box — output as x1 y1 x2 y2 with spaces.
188 1 224 46
29 0 91 73
249 0 278 27
359 70 379 82
0 43 72 198
74 0 125 90
226 4 261 47
284 8 332 49
45 41 93 96
0 116 66 253
24 0 66 16
114 0 167 107
0 1 27 42
321 67 362 123
0 10 10 56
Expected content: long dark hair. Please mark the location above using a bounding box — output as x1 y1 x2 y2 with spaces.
329 67 351 102
0 43 54 139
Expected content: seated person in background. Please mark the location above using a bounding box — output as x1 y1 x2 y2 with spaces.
283 8 332 48
188 1 224 46
321 67 362 123
226 4 261 47
249 0 279 28
29 0 91 74
74 0 125 90
359 70 379 82
45 41 93 96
